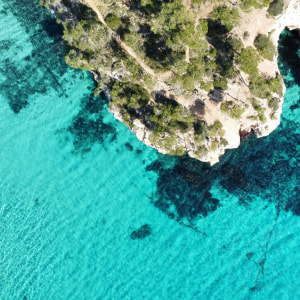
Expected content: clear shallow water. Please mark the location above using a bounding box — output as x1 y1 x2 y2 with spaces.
0 1 299 299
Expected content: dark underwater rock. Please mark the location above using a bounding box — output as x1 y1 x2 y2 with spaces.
130 224 152 240
246 252 254 260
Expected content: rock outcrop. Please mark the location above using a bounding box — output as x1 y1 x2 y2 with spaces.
41 0 300 165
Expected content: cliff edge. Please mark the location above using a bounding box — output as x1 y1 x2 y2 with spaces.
40 0 300 164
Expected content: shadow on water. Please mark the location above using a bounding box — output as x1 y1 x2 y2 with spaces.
146 28 300 229
1 1 118 151
0 0 67 113
278 28 300 111
67 94 117 154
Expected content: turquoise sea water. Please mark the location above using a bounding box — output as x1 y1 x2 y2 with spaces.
0 1 299 299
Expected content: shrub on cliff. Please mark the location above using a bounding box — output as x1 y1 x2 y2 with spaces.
208 120 225 137
249 75 282 100
240 47 259 75
105 14 122 31
249 75 272 99
192 0 206 5
150 104 194 133
211 5 240 31
240 0 272 10
268 97 280 111
111 82 149 109
268 0 284 16
250 98 267 122
151 2 186 34
140 0 162 13
213 76 228 90
268 76 283 96
254 34 276 60
220 101 245 119
148 132 186 156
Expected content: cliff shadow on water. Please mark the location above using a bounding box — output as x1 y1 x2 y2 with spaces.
0 0 67 113
278 28 300 110
1 0 117 151
146 27 300 230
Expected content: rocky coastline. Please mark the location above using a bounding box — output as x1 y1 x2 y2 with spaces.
41 0 300 164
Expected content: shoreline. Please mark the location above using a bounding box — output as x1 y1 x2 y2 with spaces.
43 0 300 165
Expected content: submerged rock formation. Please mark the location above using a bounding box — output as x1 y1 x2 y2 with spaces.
40 0 300 164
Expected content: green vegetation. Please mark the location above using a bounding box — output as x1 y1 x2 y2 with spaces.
150 2 187 34
250 98 267 122
192 0 206 5
213 76 228 90
268 0 284 16
268 97 280 119
208 121 227 151
268 97 280 111
110 82 150 109
220 101 245 119
249 74 283 100
257 109 267 122
208 120 225 138
150 104 194 133
211 5 240 31
105 14 122 31
210 140 219 150
240 47 259 75
140 0 162 13
108 81 151 128
194 119 226 154
240 0 272 10
254 34 276 60
148 131 187 156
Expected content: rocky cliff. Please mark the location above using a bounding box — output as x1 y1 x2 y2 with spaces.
40 0 300 164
